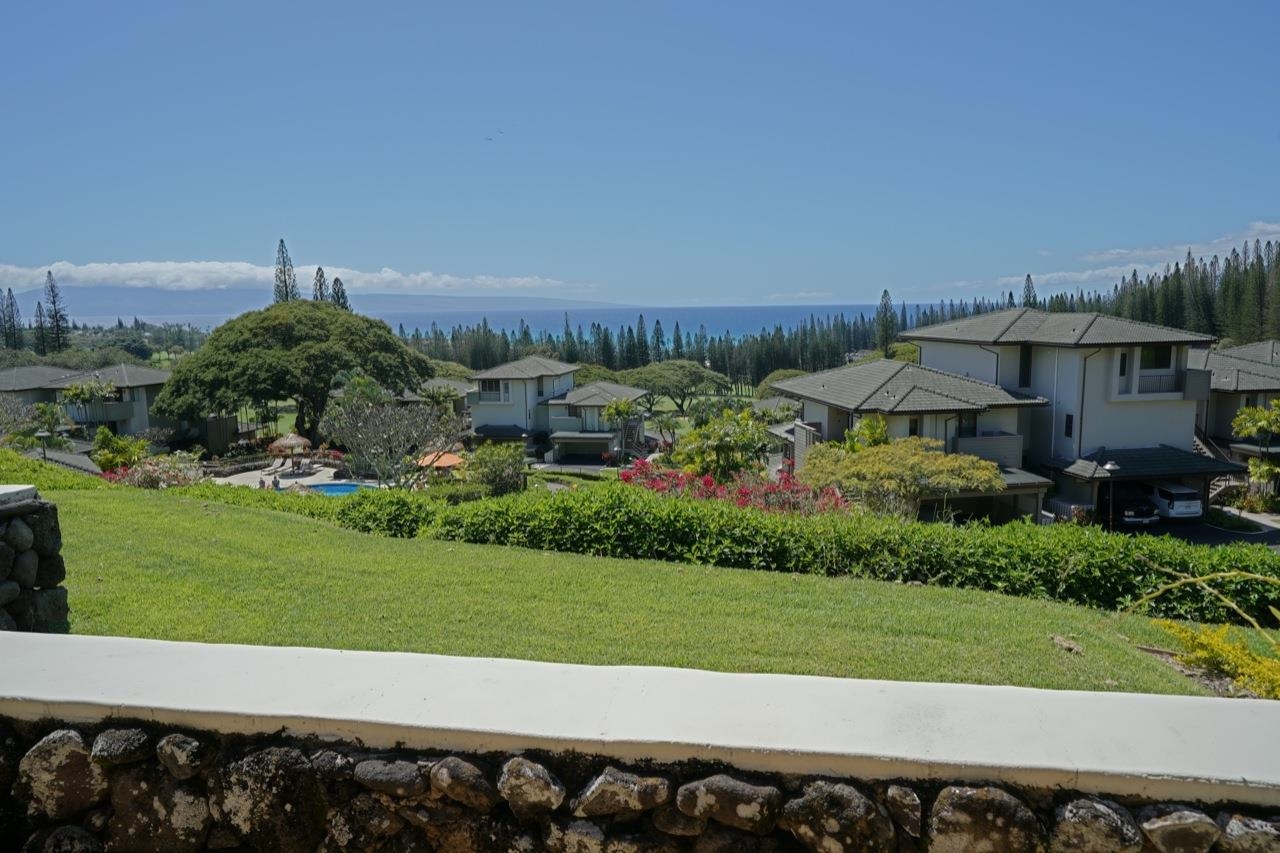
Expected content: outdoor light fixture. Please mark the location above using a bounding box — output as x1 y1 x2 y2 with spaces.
34 430 50 461
1102 460 1120 529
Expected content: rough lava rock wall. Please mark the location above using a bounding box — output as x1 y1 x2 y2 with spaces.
0 498 67 634
2 718 1278 853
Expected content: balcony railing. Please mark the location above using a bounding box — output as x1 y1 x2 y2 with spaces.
477 391 504 403
1137 371 1184 394
63 401 136 423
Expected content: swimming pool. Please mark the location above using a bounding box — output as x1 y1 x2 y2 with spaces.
308 482 373 496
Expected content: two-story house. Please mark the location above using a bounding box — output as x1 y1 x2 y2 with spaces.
468 357 580 444
545 381 651 462
901 309 1244 512
1187 340 1280 463
46 364 176 439
772 358 1052 520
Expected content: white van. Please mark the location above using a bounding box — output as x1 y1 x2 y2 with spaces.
1139 481 1203 519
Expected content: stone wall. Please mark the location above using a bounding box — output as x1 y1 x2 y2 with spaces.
2 717 1277 853
0 489 67 634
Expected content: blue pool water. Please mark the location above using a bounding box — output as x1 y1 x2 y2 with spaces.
307 482 372 496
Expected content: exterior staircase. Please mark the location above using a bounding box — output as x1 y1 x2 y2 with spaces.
1195 428 1247 502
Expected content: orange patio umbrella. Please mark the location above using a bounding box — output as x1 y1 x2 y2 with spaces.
418 451 464 470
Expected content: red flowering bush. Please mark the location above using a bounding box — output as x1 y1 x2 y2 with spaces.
620 459 845 514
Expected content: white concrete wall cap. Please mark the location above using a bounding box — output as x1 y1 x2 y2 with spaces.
0 634 1277 806
0 485 38 504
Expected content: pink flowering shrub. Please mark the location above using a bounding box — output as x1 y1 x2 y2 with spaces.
619 459 845 514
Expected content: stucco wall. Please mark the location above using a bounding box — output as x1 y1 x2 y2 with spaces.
916 341 1001 384
1081 348 1197 454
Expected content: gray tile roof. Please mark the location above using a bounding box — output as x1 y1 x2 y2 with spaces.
43 363 172 390
1213 340 1280 365
1046 445 1245 480
770 359 1045 415
901 308 1215 347
549 381 649 408
470 424 529 440
0 365 79 392
471 357 578 381
1188 341 1280 392
422 378 475 397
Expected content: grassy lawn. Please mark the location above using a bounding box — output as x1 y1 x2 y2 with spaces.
53 488 1203 695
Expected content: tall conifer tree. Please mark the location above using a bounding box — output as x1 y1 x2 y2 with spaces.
1021 274 1037 308
9 291 23 350
43 271 69 351
329 277 350 310
274 239 299 302
312 266 329 301
874 289 895 356
33 303 48 356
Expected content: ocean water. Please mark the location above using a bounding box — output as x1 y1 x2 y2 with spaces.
377 303 884 339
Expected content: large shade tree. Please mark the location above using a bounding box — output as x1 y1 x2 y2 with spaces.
622 360 729 414
154 301 432 441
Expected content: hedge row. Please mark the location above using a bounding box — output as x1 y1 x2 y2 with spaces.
174 481 488 537
428 484 1280 625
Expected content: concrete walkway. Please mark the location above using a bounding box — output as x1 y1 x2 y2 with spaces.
1 634 1277 806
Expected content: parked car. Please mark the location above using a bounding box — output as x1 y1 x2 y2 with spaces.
1139 481 1203 519
1097 486 1160 528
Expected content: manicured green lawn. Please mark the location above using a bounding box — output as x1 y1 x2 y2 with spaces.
52 488 1202 695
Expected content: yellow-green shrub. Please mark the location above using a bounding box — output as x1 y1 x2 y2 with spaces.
1161 621 1280 698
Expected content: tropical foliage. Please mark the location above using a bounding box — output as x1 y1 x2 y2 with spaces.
670 409 769 482
1232 400 1280 492
320 380 462 488
800 438 1004 518
90 426 150 472
465 442 527 496
620 459 846 514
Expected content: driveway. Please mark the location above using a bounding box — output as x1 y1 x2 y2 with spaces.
1151 514 1280 549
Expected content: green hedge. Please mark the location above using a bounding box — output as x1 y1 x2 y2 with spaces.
173 481 486 538
429 484 1280 624
0 450 113 491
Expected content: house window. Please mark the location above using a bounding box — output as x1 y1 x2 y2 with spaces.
1245 395 1257 409
479 379 510 402
537 377 544 397
1118 352 1127 377
1018 345 1033 387
908 417 920 437
1064 414 1073 438
1140 345 1172 370
957 412 977 439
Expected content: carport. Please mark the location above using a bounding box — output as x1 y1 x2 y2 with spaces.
1044 445 1246 518
550 430 615 463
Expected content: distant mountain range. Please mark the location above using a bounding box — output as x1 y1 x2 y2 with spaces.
10 285 630 329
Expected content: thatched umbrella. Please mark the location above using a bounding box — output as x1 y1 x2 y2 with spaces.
268 433 312 457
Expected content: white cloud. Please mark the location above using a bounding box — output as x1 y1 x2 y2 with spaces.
994 264 1167 289
0 260 579 295
1079 220 1280 264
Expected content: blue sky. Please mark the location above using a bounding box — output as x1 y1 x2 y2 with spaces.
1 1 1278 306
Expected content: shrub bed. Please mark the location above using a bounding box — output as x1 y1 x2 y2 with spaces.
172 481 486 537
429 484 1280 624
